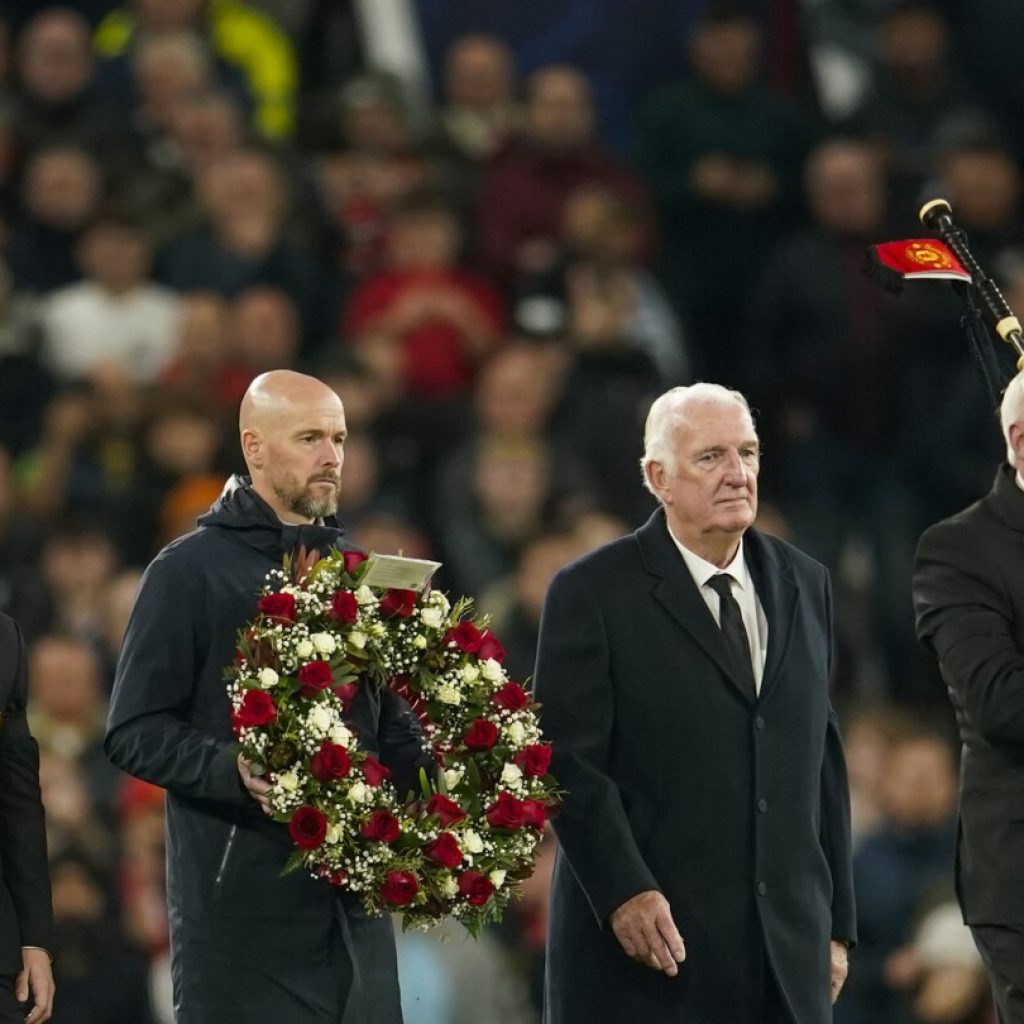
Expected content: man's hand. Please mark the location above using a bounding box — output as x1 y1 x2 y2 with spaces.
237 755 272 815
17 947 54 1023
830 940 849 1004
609 890 686 976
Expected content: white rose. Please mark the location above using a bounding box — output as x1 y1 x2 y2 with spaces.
505 721 526 747
462 829 484 854
311 632 337 655
277 772 299 792
295 639 314 659
481 658 504 683
413 634 428 649
369 623 386 637
443 768 463 790
436 684 462 706
501 763 523 786
440 876 459 898
329 724 353 747
326 824 342 844
420 606 444 630
257 668 279 689
308 705 334 736
428 590 450 613
347 781 370 805
355 585 376 605
460 664 480 684
348 631 367 650
489 869 507 889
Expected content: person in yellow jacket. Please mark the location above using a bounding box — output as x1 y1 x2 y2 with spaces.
94 0 297 140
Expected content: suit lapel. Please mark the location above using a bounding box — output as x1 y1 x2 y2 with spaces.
636 511 756 705
744 530 798 703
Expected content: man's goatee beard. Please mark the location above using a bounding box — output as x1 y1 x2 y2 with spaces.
294 492 339 519
273 481 339 520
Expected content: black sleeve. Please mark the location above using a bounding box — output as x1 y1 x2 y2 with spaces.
105 555 249 809
376 688 433 801
819 571 857 946
914 522 1024 745
533 567 660 926
0 618 54 952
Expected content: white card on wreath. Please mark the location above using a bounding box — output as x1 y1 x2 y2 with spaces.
361 553 442 592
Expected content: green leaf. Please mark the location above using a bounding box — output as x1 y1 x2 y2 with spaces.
280 849 307 877
418 767 433 800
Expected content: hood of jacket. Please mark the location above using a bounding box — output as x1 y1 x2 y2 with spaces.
196 474 352 558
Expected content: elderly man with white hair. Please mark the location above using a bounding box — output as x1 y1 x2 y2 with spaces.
914 371 1024 1023
534 382 856 1024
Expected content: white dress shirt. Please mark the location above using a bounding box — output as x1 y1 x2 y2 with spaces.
666 526 769 692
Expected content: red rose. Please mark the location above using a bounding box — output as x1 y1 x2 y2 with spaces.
477 629 506 664
362 755 391 787
486 792 526 829
457 870 495 907
380 870 418 907
233 689 277 728
425 794 466 827
423 832 463 868
464 718 499 751
521 799 547 830
444 621 482 653
342 550 368 574
310 741 352 782
513 744 552 777
257 592 296 623
492 682 530 712
298 660 334 697
379 588 416 618
360 810 401 844
332 682 358 710
329 589 359 623
289 805 328 849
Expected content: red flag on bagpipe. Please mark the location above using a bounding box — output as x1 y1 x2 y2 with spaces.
864 238 973 294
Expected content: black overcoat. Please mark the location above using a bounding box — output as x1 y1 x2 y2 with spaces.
0 612 53 975
106 478 428 1024
913 464 1024 926
534 510 856 1023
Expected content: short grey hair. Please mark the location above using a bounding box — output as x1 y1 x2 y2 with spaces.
1000 372 1024 464
640 383 753 496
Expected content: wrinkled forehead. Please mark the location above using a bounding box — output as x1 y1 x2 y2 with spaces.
274 396 345 430
249 390 345 435
674 398 757 444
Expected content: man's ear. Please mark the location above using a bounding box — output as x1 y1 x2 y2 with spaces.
1011 422 1024 469
645 461 670 503
241 428 264 470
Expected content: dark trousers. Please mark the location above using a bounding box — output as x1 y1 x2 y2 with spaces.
972 924 1024 1024
0 976 25 1024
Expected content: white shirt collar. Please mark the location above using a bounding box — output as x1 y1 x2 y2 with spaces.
1016 471 1024 494
665 523 751 593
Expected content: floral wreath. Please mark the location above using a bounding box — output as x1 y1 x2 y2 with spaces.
226 548 558 932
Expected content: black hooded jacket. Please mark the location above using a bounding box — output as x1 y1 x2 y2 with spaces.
106 477 426 1023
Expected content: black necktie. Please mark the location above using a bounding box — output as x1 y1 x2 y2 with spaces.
706 574 757 699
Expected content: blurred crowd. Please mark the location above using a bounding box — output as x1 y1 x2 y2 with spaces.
1 0 1021 1020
